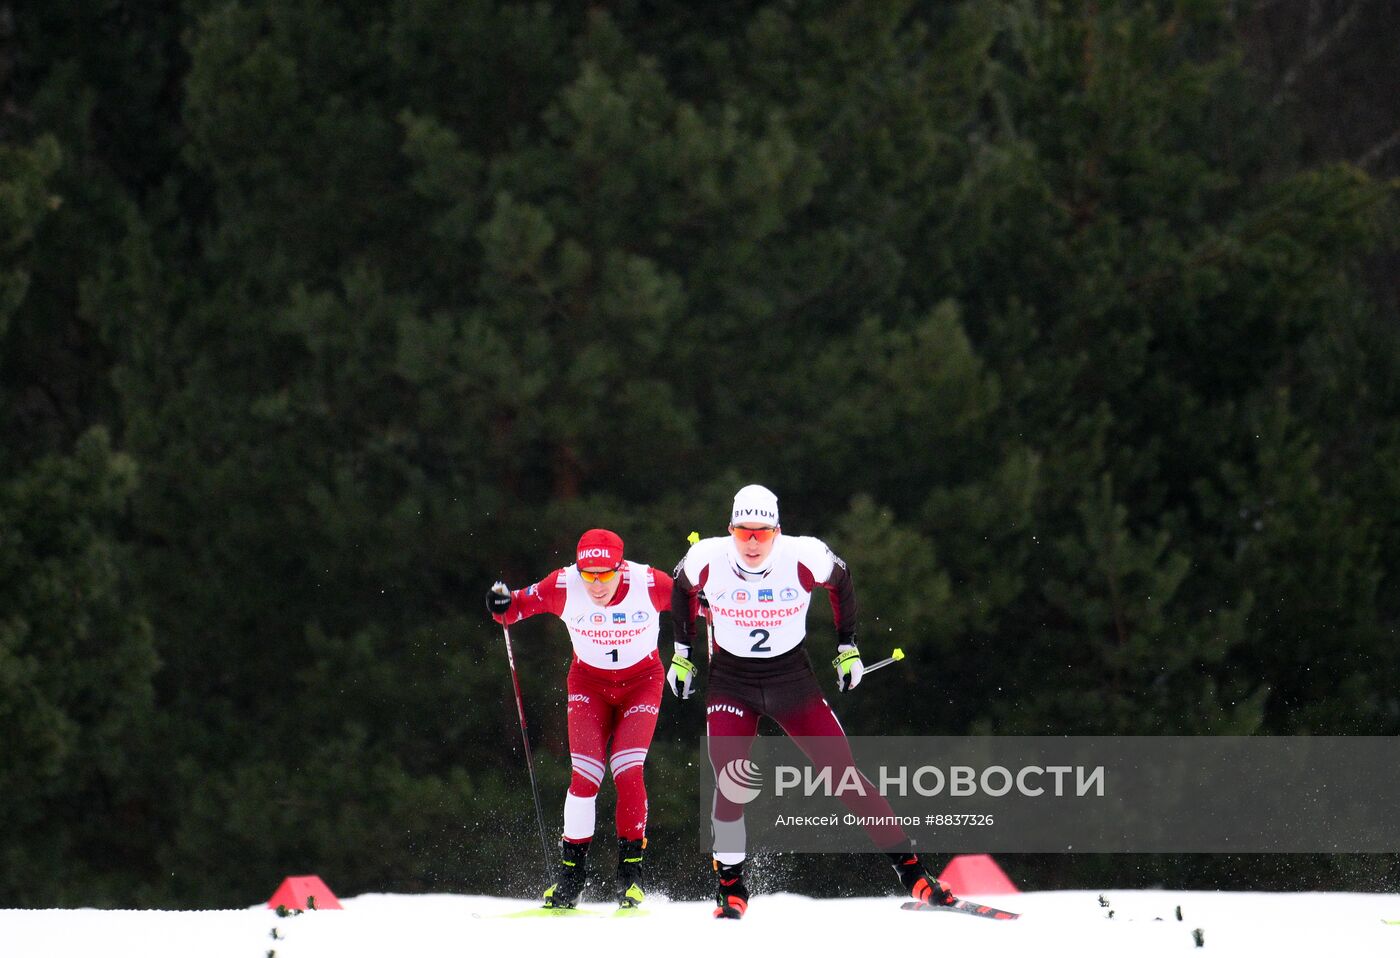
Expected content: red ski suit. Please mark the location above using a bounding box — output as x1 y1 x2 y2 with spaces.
495 564 672 841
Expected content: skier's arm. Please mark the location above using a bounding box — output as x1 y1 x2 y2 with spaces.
667 563 702 699
797 543 859 646
669 565 701 654
647 568 675 613
806 546 863 691
822 557 859 646
488 571 568 625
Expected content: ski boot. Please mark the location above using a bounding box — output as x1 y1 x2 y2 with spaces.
713 859 748 919
543 839 590 909
616 837 646 908
888 852 954 906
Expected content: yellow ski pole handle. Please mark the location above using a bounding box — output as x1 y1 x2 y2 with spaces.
861 647 905 676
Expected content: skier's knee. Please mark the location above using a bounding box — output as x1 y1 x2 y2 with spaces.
569 753 603 798
609 747 648 781
569 772 600 798
612 764 645 802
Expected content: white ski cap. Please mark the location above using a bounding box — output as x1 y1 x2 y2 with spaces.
731 484 780 527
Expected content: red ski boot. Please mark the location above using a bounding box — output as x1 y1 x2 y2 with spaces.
889 853 954 906
713 859 748 919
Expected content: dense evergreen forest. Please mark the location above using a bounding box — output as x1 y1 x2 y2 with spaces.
2 0 1397 906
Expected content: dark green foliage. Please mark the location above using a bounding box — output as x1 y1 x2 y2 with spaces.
1 0 1397 905
0 428 157 903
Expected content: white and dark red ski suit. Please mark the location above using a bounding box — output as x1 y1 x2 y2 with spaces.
672 534 910 863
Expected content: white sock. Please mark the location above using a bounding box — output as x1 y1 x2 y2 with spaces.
712 810 746 865
563 791 596 842
712 790 746 864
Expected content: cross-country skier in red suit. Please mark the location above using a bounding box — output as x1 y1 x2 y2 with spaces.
668 485 954 919
487 529 672 910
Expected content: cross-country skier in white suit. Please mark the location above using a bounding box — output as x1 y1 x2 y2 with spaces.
668 485 954 918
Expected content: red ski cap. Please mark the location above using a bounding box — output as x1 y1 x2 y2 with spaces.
576 529 624 569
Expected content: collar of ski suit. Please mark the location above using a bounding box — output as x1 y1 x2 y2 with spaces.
727 534 780 578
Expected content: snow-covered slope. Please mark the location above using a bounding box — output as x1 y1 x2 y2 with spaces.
4 889 1398 958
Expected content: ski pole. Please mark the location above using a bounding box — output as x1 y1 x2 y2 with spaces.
862 647 905 677
501 622 553 877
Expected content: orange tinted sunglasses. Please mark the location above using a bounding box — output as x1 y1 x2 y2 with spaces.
730 525 779 543
579 565 622 583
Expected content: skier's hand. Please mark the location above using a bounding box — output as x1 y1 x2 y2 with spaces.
486 581 512 618
668 648 697 699
833 644 863 692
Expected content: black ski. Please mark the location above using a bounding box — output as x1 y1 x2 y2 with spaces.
901 898 1020 920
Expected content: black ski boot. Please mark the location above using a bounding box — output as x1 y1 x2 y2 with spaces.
616 837 646 908
888 852 954 906
713 859 748 919
543 839 591 909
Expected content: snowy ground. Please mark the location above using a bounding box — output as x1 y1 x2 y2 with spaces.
4 889 1398 958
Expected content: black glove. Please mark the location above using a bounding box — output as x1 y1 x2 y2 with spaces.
486 581 512 616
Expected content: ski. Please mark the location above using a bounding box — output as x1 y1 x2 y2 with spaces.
499 906 603 918
901 898 1020 920
497 905 649 919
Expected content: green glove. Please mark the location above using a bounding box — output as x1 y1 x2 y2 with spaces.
832 644 864 692
667 647 696 699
